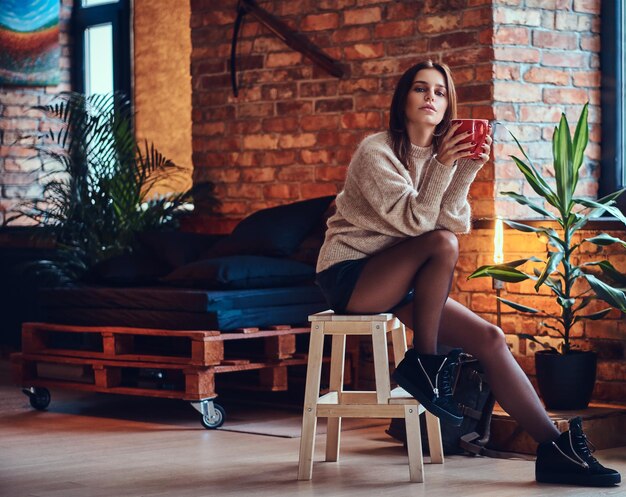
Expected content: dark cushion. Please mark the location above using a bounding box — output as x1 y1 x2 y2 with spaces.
205 195 335 258
139 231 226 268
288 200 335 265
161 255 315 289
85 252 167 286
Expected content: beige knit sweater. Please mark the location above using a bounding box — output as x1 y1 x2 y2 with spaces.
316 131 481 273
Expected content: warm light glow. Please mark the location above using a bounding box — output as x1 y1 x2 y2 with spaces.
494 218 504 264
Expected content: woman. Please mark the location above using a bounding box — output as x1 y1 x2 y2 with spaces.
315 60 620 487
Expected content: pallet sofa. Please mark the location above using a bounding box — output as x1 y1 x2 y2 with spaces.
12 196 336 428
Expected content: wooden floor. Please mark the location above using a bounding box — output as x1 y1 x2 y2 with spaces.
1 359 624 497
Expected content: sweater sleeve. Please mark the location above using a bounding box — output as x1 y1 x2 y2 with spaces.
435 158 482 234
342 142 456 237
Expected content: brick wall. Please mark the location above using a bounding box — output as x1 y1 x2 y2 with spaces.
0 0 73 226
491 0 601 218
190 0 495 227
191 0 624 403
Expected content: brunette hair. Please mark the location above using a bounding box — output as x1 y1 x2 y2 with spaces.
388 60 457 168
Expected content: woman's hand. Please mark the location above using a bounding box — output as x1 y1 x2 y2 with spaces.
436 122 475 167
472 134 492 166
436 123 492 167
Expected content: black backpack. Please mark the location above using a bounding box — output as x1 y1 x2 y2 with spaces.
387 353 497 456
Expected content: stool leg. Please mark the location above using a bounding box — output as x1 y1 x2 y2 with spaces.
326 334 345 462
390 322 407 368
425 411 444 464
298 326 325 480
371 324 391 404
404 404 424 483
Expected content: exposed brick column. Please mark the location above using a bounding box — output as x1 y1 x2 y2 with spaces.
491 0 601 218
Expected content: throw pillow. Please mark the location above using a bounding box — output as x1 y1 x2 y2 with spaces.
85 252 167 286
205 195 335 258
139 231 226 268
161 255 315 289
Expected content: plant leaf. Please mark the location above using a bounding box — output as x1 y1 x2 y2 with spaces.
503 220 543 233
535 251 564 292
570 103 589 195
468 265 530 282
542 227 567 249
596 188 626 205
573 308 613 324
557 296 575 308
533 267 565 296
498 297 540 313
574 197 626 226
501 191 559 219
502 256 542 268
574 296 593 312
583 261 626 286
584 273 626 311
584 234 626 249
553 112 573 213
540 321 565 337
502 221 561 241
508 130 559 206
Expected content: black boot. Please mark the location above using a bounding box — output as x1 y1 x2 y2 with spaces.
392 348 463 426
536 417 621 487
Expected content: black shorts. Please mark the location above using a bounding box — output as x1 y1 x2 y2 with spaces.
315 258 413 314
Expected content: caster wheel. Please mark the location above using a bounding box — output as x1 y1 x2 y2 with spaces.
201 403 225 429
25 388 51 411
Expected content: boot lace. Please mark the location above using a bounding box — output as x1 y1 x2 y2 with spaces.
571 431 599 466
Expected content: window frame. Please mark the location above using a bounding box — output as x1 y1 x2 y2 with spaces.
600 0 625 213
71 0 131 99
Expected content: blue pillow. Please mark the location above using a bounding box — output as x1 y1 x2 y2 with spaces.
205 195 335 257
161 255 315 289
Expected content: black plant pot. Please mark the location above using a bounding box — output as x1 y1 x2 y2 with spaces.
535 350 597 410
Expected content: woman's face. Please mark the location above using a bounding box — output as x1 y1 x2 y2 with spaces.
405 68 448 129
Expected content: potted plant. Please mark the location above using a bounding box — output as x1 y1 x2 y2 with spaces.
468 103 626 409
9 92 218 284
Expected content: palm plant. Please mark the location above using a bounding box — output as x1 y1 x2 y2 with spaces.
10 92 218 284
469 103 626 354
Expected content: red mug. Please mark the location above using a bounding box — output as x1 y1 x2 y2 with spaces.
450 119 490 159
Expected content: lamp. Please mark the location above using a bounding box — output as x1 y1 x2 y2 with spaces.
493 218 504 328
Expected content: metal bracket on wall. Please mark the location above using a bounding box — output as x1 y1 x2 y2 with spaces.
230 0 345 96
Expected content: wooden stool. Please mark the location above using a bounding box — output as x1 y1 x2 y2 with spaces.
297 310 444 483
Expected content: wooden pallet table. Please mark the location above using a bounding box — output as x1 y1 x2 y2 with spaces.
11 352 314 400
21 322 307 366
12 321 315 429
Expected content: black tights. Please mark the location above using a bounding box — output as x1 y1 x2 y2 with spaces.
345 230 560 444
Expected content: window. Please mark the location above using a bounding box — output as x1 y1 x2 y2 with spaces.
600 1 625 213
72 0 131 98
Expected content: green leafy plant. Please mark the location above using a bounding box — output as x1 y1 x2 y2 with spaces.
9 92 218 284
469 103 626 354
